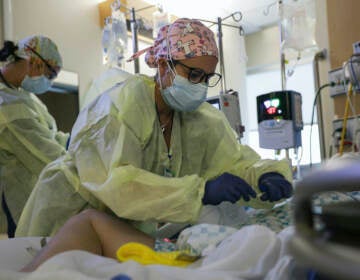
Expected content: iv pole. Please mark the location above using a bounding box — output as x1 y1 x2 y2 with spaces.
278 0 291 162
128 4 162 73
113 3 158 73
215 16 233 94
130 7 139 73
218 17 226 93
200 12 244 94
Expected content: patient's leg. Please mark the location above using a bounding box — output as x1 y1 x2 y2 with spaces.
21 209 155 272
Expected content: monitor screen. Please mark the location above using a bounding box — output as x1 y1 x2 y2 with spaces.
206 96 221 110
257 91 292 123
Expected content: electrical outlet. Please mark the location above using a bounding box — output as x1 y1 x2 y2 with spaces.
328 68 347 96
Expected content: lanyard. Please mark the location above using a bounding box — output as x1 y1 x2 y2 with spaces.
154 96 175 177
161 132 173 177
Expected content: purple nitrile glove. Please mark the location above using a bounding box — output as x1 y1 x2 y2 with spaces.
258 172 293 202
203 172 257 205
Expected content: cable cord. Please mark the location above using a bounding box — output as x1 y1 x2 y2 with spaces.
293 145 303 180
346 91 360 151
309 82 335 168
339 84 353 155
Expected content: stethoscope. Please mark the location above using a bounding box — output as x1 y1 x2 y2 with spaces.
0 70 15 89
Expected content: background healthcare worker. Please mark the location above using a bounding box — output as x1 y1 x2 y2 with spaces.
0 35 68 237
16 18 292 238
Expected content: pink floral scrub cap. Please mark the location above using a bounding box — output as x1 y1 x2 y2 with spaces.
127 18 218 68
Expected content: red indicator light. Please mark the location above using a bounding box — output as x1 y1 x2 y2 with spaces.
266 107 276 114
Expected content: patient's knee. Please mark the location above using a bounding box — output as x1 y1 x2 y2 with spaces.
65 209 101 227
78 208 101 218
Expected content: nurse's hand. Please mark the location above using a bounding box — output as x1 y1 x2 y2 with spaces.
202 173 256 205
258 172 293 202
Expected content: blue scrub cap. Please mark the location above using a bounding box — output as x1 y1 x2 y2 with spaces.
16 35 63 69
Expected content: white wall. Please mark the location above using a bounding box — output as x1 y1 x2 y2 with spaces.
245 25 280 70
204 25 247 99
313 0 332 158
10 0 106 107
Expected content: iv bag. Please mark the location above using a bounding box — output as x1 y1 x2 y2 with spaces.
111 10 128 48
280 0 318 53
152 11 169 39
102 1 128 68
102 18 112 62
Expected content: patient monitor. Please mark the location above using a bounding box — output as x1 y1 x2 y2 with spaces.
257 90 303 149
207 90 244 141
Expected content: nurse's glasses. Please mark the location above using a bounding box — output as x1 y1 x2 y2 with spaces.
173 60 222 87
25 45 58 80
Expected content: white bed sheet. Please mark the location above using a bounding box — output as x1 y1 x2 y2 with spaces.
0 225 295 280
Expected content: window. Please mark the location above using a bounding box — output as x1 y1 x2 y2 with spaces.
244 63 321 166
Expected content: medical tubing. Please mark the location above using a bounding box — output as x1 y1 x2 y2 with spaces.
346 91 360 151
309 82 335 167
339 83 353 155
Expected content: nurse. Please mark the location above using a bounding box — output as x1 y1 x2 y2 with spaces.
0 35 68 237
16 19 292 238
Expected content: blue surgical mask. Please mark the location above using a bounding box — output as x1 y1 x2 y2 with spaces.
160 74 208 112
21 75 52 94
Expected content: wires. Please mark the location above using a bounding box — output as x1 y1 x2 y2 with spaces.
349 54 360 91
309 82 335 167
344 87 360 152
339 83 353 155
293 145 303 180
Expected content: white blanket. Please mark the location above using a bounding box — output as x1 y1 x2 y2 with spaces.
0 225 295 280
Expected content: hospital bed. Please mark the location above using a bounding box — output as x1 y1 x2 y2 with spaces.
0 224 293 280
290 158 360 280
0 157 359 280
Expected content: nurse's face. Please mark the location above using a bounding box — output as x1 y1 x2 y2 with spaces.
173 56 221 87
26 55 59 80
